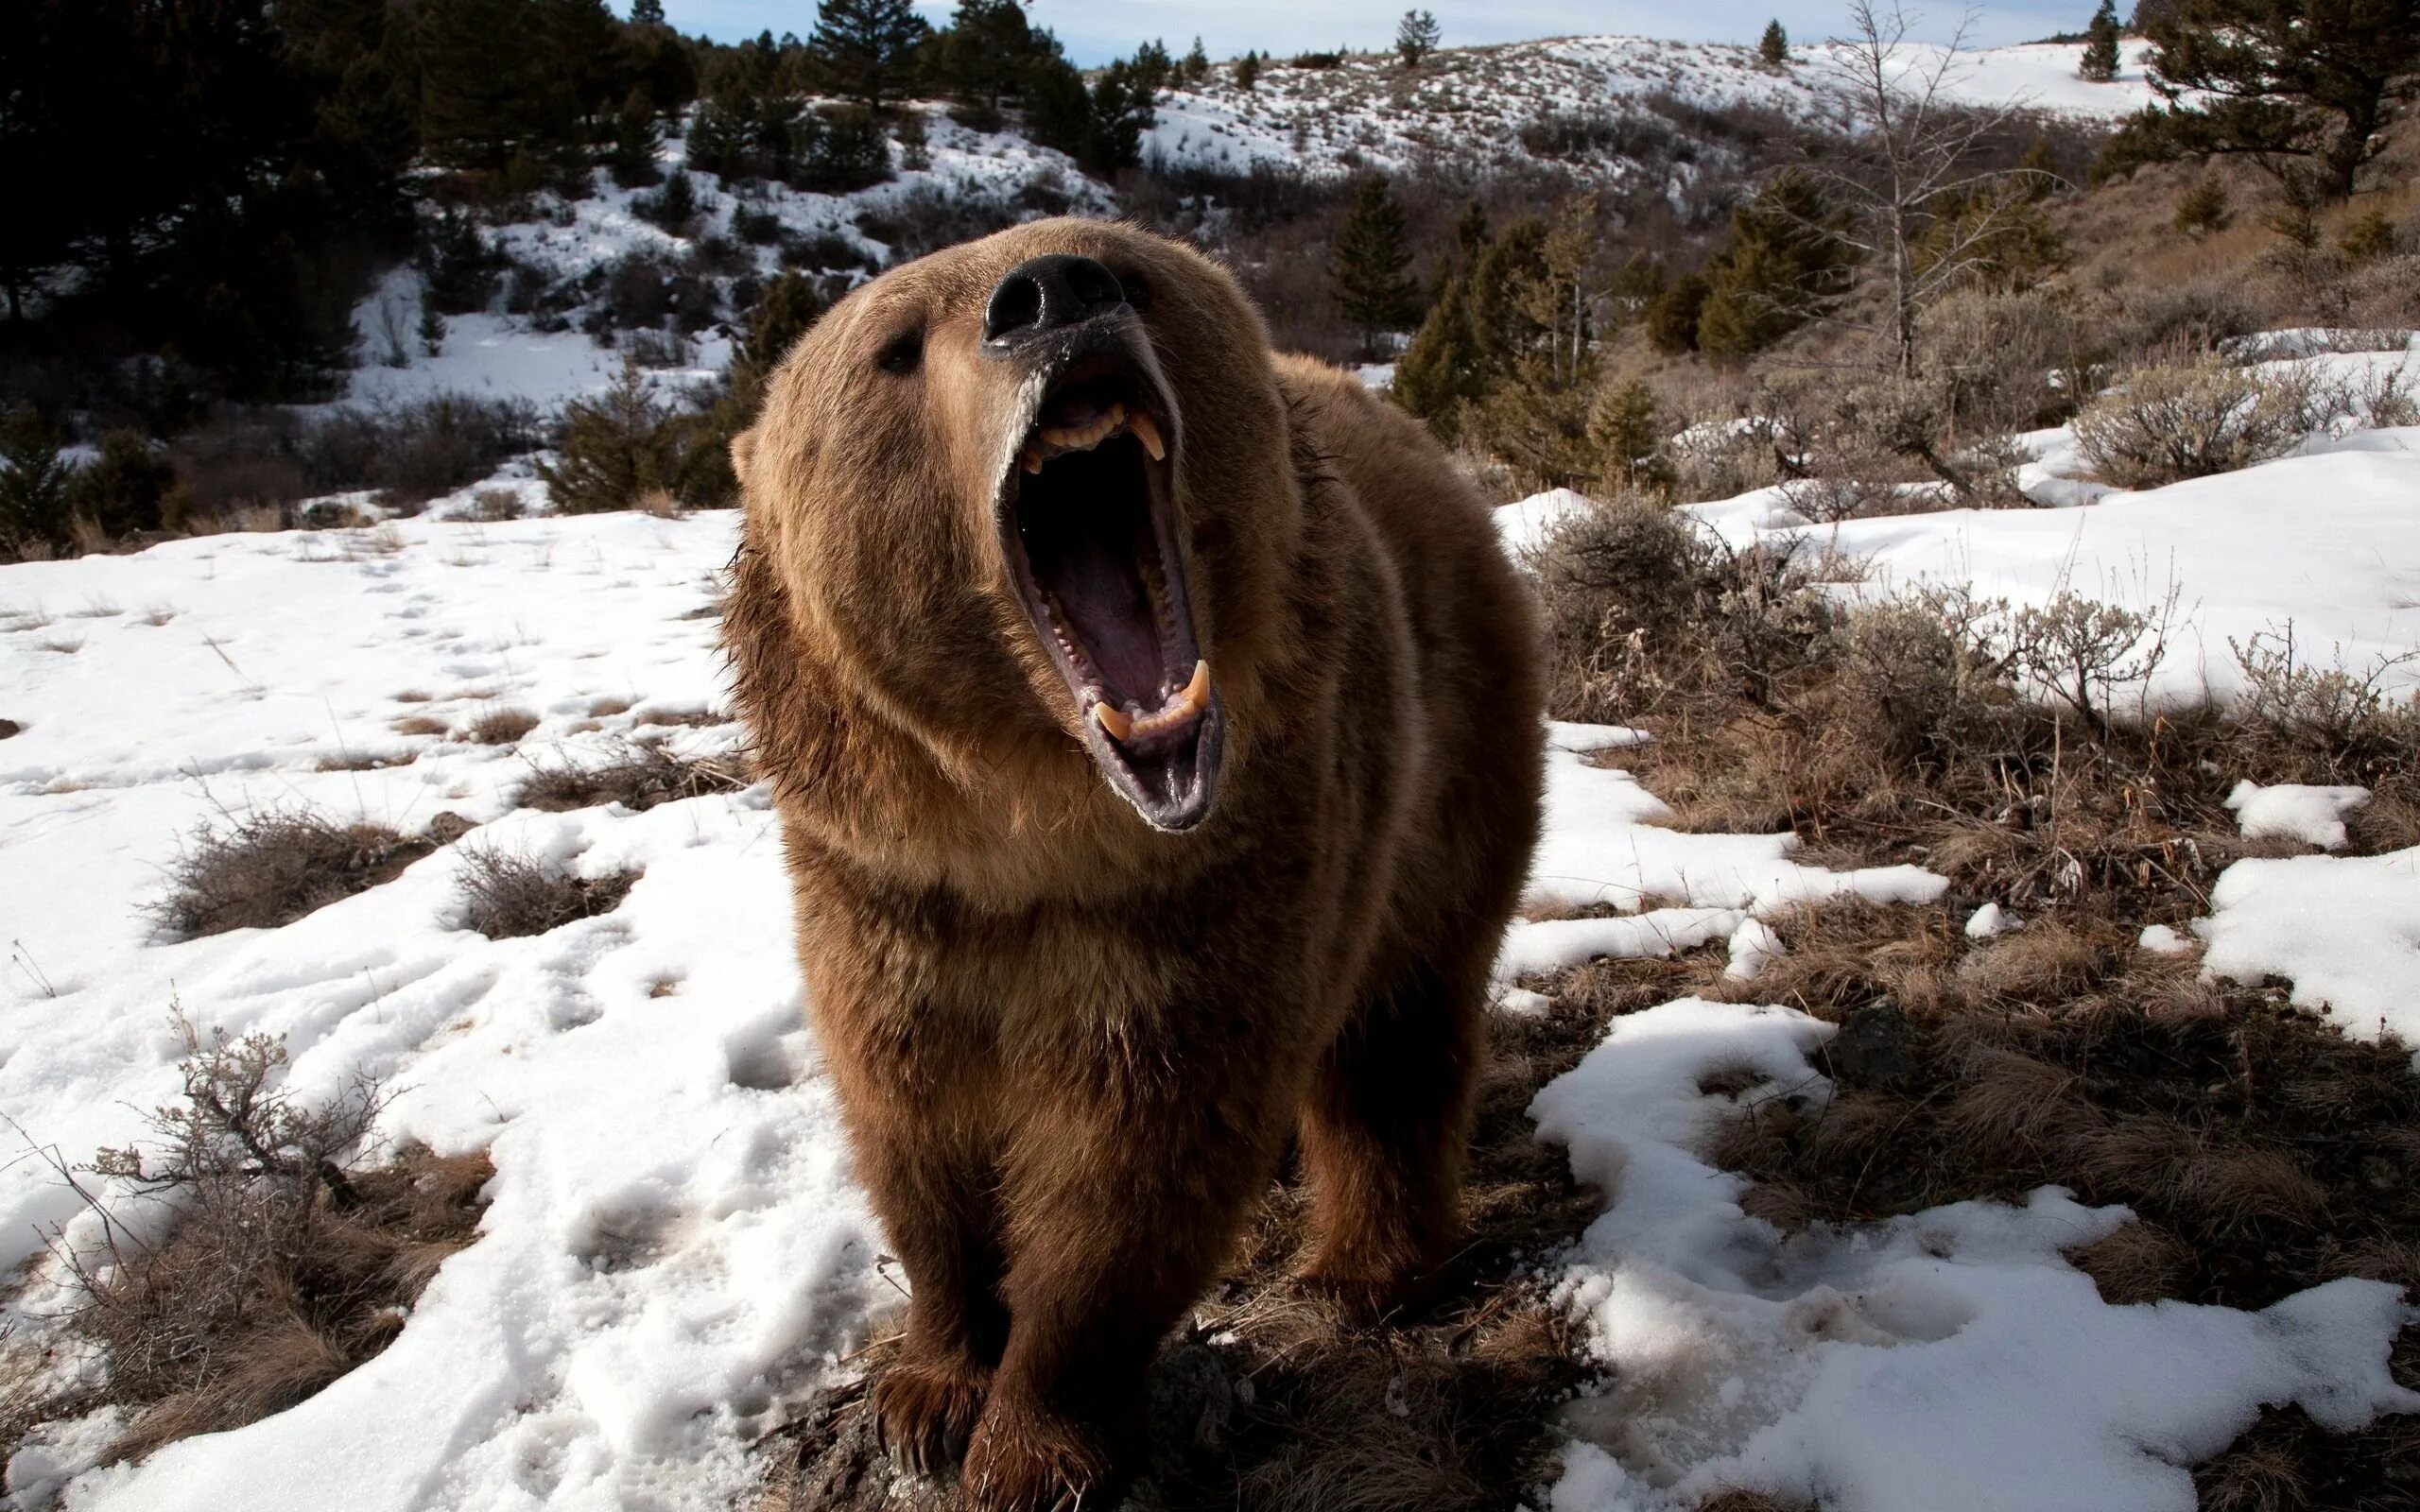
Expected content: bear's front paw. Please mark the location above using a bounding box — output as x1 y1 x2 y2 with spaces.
873 1356 990 1478
959 1393 1115 1512
1295 1247 1443 1321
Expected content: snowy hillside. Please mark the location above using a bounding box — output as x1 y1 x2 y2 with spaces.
1148 36 2159 180
335 105 1110 418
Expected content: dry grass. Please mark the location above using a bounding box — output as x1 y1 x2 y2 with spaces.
22 1021 492 1466
149 811 436 939
450 845 639 939
392 713 449 736
462 707 540 746
1502 499 2420 1503
759 968 1609 1511
513 741 751 815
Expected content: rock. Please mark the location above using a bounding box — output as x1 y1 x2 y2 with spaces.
1824 1001 1918 1090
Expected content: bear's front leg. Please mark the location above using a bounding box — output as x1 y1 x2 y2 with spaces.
839 1084 1009 1477
959 1055 1288 1512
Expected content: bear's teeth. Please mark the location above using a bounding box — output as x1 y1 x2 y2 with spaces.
1092 702 1133 741
1021 446 1044 474
1113 662 1213 745
1127 410 1166 462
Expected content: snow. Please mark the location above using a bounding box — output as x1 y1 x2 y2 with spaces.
2194 847 2420 1064
2225 779 2371 850
0 513 884 1509
322 104 1109 419
1529 998 2420 1512
1963 901 2015 938
1146 37 2155 184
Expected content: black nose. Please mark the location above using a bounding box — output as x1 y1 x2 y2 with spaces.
983 255 1126 346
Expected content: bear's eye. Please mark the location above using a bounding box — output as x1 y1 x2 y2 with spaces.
875 327 924 375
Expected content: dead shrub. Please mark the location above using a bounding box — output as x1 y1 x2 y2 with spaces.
1526 493 1835 723
2072 361 2322 489
450 845 637 938
58 1017 490 1462
513 741 751 813
150 811 435 938
463 707 539 746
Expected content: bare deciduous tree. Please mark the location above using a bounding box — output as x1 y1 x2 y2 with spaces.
1798 2 2056 377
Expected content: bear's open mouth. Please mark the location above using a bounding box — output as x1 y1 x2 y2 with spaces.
999 350 1222 832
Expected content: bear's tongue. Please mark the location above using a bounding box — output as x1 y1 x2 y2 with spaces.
1040 510 1166 700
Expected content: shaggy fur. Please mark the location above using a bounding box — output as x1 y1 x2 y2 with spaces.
724 219 1543 1510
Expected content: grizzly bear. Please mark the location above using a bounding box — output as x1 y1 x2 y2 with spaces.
723 219 1544 1510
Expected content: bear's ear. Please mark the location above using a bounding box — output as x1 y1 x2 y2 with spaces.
729 427 759 491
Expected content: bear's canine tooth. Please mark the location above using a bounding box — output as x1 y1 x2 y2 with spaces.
1093 702 1133 741
1181 659 1210 711
1127 410 1166 462
1022 446 1045 474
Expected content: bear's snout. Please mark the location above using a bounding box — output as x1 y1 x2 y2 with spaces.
982 254 1130 350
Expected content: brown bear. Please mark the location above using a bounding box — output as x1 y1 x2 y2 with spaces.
723 218 1544 1511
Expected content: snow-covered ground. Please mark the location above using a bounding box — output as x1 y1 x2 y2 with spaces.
1148 36 2157 180
8 375 2419 1504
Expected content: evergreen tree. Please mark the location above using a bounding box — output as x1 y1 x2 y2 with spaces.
1332 176 1421 355
1396 10 1442 70
416 0 551 170
2172 175 2231 235
608 87 664 185
2079 0 2121 82
1183 37 1210 85
63 430 176 539
1236 51 1261 92
1588 379 1674 496
2340 206 2398 262
932 0 1038 117
629 0 665 23
1129 39 1175 96
1392 275 1480 433
897 109 931 169
1696 175 1856 362
733 272 827 402
1758 19 1789 67
1645 271 1710 355
0 405 77 551
808 0 930 111
2106 0 2419 199
1083 60 1158 172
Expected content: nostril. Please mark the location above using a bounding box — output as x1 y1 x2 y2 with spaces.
985 256 1128 347
984 274 1044 343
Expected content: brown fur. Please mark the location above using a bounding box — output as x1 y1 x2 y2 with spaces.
723 219 1544 1510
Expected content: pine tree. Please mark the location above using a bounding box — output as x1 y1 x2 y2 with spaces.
1183 37 1210 85
1588 379 1674 496
1129 39 1174 96
1758 19 1789 67
1332 176 1420 356
1645 271 1709 355
2172 174 2231 235
416 0 550 170
808 0 930 111
932 0 1038 118
2079 0 2120 82
608 87 664 186
2340 206 2398 262
0 405 77 551
629 0 665 24
896 109 930 169
1696 175 1855 362
1396 10 1441 70
1236 51 1261 92
2108 0 2419 199
1083 61 1157 172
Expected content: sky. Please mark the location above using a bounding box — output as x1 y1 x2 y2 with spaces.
654 3 2094 66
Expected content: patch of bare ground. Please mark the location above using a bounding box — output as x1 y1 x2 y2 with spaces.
149 811 439 938
513 741 752 814
756 975 1608 1511
12 1021 490 1467
463 706 541 746
1522 490 2420 1506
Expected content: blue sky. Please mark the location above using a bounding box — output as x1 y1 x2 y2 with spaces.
653 3 2095 65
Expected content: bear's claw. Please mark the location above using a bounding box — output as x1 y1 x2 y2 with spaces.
872 1358 990 1479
